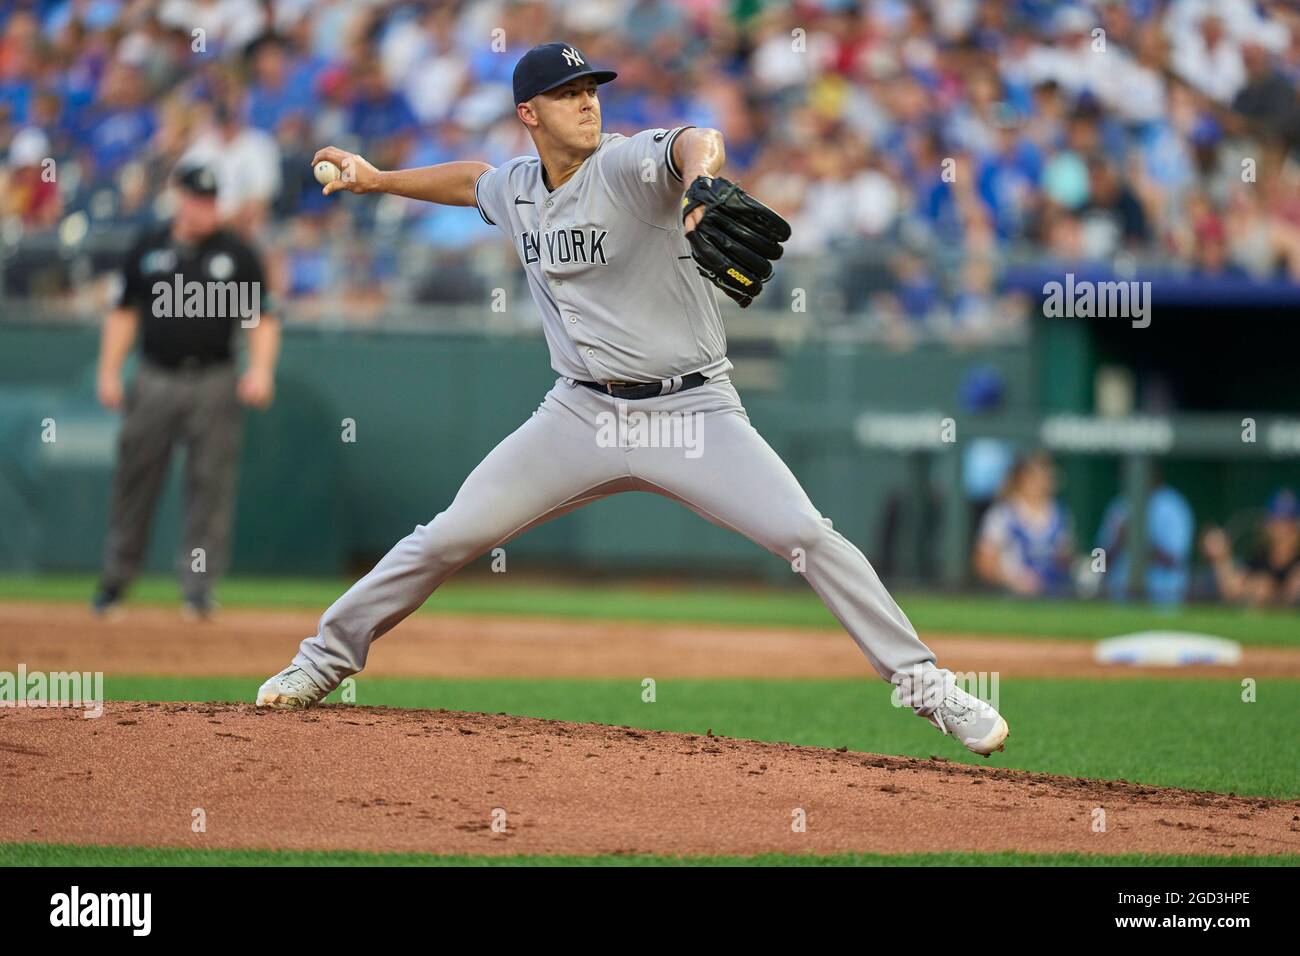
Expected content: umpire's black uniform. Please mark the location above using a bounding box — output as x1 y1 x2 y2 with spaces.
95 166 273 617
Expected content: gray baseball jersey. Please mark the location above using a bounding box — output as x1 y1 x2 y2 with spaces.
473 127 732 385
286 128 953 718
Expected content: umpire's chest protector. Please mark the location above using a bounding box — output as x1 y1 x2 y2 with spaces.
474 128 732 385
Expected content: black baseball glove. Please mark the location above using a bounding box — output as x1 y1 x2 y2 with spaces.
681 176 792 308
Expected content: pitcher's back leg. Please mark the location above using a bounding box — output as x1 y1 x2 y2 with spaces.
625 384 946 708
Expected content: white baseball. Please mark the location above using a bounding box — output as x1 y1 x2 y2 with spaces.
314 160 342 186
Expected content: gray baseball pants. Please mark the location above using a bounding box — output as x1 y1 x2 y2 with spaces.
101 361 242 599
292 376 948 707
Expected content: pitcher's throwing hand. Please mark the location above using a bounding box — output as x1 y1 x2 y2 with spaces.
311 147 380 196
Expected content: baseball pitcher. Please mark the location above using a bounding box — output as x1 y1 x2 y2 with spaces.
257 42 1009 756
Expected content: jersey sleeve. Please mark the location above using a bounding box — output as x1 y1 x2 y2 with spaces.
474 165 505 228
597 126 695 225
976 503 1010 550
236 240 276 319
115 232 149 311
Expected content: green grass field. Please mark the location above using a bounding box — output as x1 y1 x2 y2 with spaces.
5 843 1295 867
4 573 1298 645
5 575 1297 866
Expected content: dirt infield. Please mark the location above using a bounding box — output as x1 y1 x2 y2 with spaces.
3 603 1298 679
3 702 1297 857
5 601 1296 860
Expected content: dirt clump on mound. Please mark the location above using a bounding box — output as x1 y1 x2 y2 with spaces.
3 702 1297 858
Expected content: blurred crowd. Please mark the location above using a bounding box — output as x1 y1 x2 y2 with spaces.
2 0 1300 335
970 451 1300 607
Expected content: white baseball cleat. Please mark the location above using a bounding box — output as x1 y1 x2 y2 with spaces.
256 666 329 709
921 683 1009 757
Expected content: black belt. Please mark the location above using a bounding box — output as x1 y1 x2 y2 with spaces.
145 355 233 372
576 372 709 400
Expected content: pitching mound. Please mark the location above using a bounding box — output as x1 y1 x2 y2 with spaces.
4 702 1297 858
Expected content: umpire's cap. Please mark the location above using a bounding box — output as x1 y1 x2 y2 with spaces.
513 42 616 105
173 163 219 198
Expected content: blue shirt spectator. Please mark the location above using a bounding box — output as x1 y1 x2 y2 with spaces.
1096 484 1195 605
978 499 1073 595
80 105 156 177
0 77 31 123
974 452 1074 597
348 90 419 145
978 137 1043 239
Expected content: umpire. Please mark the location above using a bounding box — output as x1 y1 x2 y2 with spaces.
92 163 280 619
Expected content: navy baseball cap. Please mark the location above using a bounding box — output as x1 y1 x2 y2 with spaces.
173 163 219 197
513 42 616 106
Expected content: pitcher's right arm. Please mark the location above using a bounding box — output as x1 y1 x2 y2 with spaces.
311 146 491 208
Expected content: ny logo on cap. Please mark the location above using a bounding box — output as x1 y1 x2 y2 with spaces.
561 46 584 67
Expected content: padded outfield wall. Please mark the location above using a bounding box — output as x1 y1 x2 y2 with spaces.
0 315 1293 583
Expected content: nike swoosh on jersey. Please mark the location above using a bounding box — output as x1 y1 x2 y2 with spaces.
514 196 535 205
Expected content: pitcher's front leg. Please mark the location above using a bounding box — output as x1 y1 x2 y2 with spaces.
281 385 629 697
